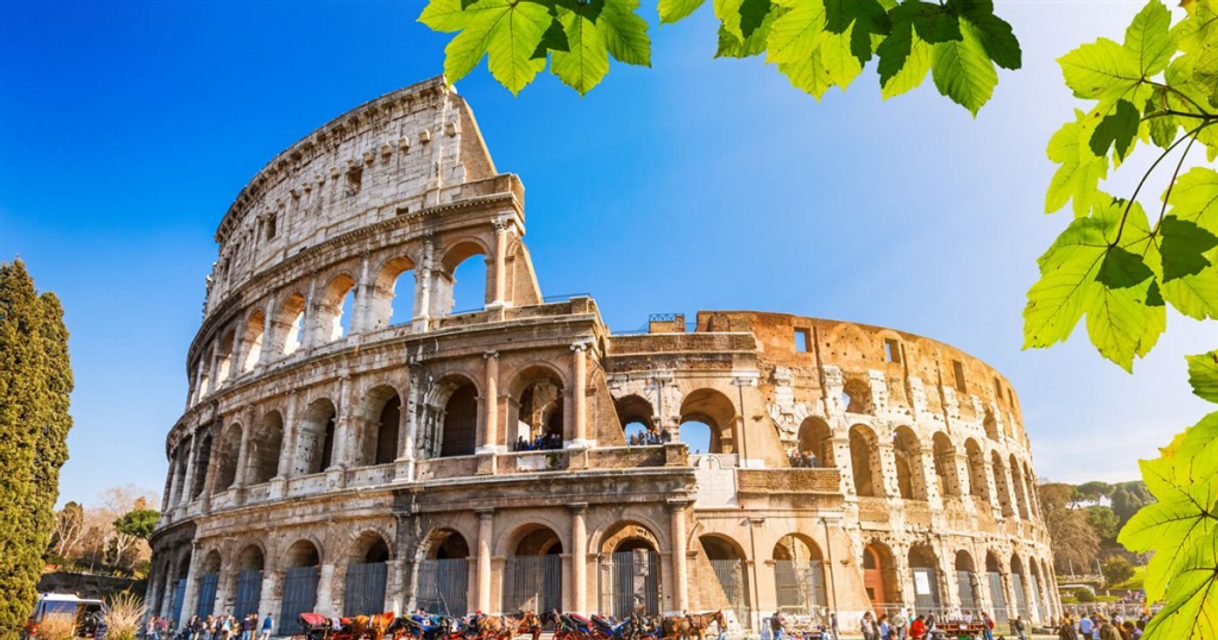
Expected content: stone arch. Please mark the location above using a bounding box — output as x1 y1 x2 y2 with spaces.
422 528 472 560
615 394 656 442
955 550 979 610
439 239 491 315
240 309 265 372
773 533 823 561
984 409 1000 441
991 451 1014 516
237 543 266 571
316 272 357 343
279 538 323 632
849 424 884 497
347 529 394 563
197 343 215 401
908 543 942 609
274 292 307 356
1010 454 1030 519
190 432 213 500
679 388 738 455
214 422 243 492
356 384 403 466
196 549 222 616
932 432 962 498
599 520 663 618
861 541 898 608
215 329 236 387
246 410 284 485
369 255 418 330
417 528 472 616
893 426 927 500
509 364 567 446
797 417 834 467
598 520 663 555
964 438 989 501
501 521 567 557
430 374 479 458
772 533 827 615
502 522 565 613
842 375 874 414
283 538 323 568
1010 552 1029 621
295 398 338 476
698 533 752 616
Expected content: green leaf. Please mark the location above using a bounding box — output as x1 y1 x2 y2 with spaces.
1160 250 1218 319
777 54 834 99
599 0 652 66
818 25 864 88
738 0 775 40
823 0 890 63
716 11 776 59
931 17 998 116
420 0 479 32
898 1 961 44
550 8 609 95
1187 350 1218 403
659 0 706 24
1170 167 1218 235
1089 98 1140 159
1160 216 1218 281
1125 0 1176 77
880 30 932 99
426 0 552 93
949 0 1021 70
1045 110 1110 216
766 0 827 63
1058 38 1142 105
533 17 571 59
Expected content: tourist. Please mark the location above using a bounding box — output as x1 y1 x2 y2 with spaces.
829 611 839 640
1078 614 1093 639
893 608 907 640
908 615 926 640
241 615 255 640
878 614 891 640
1058 615 1078 640
147 616 160 640
660 428 671 443
980 612 994 640
1120 620 1140 640
259 614 273 640
1013 615 1027 640
770 611 786 640
1096 616 1119 640
860 612 879 640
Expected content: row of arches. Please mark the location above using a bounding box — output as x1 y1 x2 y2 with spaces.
190 239 501 407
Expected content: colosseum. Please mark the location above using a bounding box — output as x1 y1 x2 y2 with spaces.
148 77 1060 635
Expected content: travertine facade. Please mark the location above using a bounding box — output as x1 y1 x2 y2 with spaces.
148 77 1060 635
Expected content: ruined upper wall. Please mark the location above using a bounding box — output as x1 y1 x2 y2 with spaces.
201 77 504 317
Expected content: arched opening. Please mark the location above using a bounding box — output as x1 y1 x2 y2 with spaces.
893 426 927 500
369 256 417 330
214 423 243 492
984 409 1000 441
240 310 265 372
275 293 307 356
955 551 978 612
190 434 213 500
964 439 989 502
215 330 236 387
679 389 737 456
1028 558 1045 623
616 395 661 446
1010 455 1030 519
357 386 402 466
511 367 565 451
171 438 191 506
991 452 1014 517
195 550 221 618
932 432 961 498
418 529 470 616
862 542 896 609
908 544 941 610
842 376 874 414
986 552 1009 626
279 540 321 633
233 545 264 618
295 399 337 476
699 535 751 625
317 273 357 343
197 345 215 399
441 241 489 315
169 551 191 625
773 534 827 614
440 381 478 458
796 417 834 468
246 411 284 485
1010 554 1029 622
345 532 391 616
849 425 883 497
600 522 662 618
503 525 563 613
1024 462 1040 519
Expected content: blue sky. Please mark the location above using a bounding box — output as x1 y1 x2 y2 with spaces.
1 0 1211 508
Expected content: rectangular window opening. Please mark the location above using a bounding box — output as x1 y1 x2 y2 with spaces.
794 328 811 352
953 360 967 393
345 167 363 198
994 377 1003 400
884 338 902 364
266 214 277 241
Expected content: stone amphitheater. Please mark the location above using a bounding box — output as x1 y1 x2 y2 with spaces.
148 77 1060 635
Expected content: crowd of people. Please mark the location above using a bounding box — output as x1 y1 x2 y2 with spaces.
141 613 275 640
628 429 672 447
788 451 820 468
511 432 563 452
1057 612 1147 640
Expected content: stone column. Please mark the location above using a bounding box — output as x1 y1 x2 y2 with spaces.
476 509 494 612
668 500 689 614
179 436 199 507
478 351 500 453
352 255 373 334
489 216 512 308
257 299 275 369
258 570 281 630
569 343 589 448
569 503 588 614
397 363 422 481
234 418 253 490
179 544 204 622
413 238 434 331
316 563 338 616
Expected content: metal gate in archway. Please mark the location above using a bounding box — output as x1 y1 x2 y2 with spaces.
503 555 562 613
279 566 320 634
1029 575 1043 621
417 558 469 616
1012 574 1029 620
600 550 660 618
774 561 826 615
233 570 263 619
988 572 1008 625
911 567 940 611
195 574 219 618
709 559 751 629
345 562 388 616
170 579 186 625
957 571 978 611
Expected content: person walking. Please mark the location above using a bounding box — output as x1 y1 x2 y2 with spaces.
861 612 879 640
908 615 927 640
893 609 907 640
1013 615 1028 640
878 615 891 640
1058 615 1079 640
981 612 994 640
259 614 273 640
770 611 786 640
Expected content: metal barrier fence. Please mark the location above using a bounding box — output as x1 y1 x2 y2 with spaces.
279 566 320 634
987 572 1008 626
171 579 186 626
911 567 941 611
195 574 219 618
417 558 469 616
503 555 562 613
344 562 388 616
600 550 661 618
957 571 978 611
774 561 827 614
233 570 262 619
1012 574 1029 621
710 559 752 630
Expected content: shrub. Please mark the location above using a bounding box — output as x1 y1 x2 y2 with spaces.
36 615 77 640
104 593 146 640
1074 588 1097 603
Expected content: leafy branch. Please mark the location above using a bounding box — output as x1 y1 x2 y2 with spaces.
419 0 1022 114
1024 1 1218 637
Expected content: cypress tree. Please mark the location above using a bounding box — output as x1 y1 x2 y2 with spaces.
0 260 73 638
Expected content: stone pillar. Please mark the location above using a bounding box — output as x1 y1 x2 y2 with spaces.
275 394 298 496
397 363 422 481
668 500 689 614
479 351 500 453
569 503 588 615
352 255 373 334
476 509 494 613
877 441 900 500
234 419 252 490
569 343 589 448
413 239 434 331
257 299 275 368
179 544 204 622
387 558 408 614
489 216 512 308
316 563 338 616
258 570 280 629
179 436 199 507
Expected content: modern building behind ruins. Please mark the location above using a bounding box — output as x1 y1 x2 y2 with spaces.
148 77 1060 633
